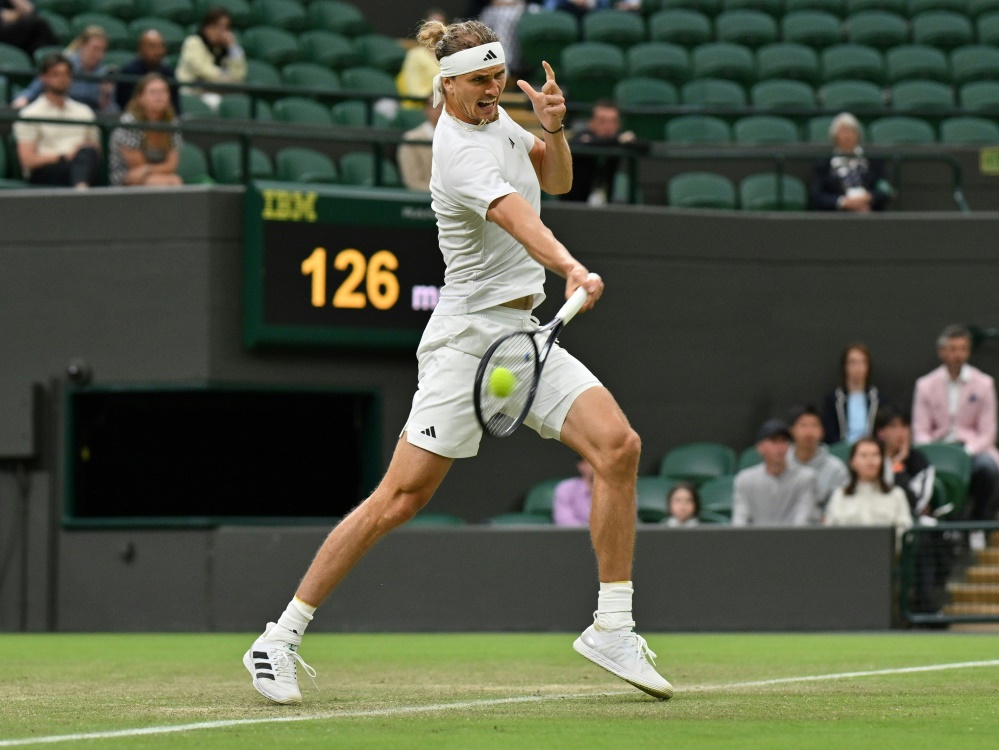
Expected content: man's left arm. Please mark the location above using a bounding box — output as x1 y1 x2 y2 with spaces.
795 473 819 526
966 375 998 455
518 61 571 195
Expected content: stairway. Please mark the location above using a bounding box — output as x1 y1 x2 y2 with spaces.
943 531 999 616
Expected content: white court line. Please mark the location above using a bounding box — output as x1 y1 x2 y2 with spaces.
1 659 997 747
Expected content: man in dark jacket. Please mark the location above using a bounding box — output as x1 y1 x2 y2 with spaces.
115 29 180 112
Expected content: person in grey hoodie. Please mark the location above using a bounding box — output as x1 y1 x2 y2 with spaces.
786 405 849 520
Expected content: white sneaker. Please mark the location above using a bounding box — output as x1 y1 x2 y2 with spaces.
573 624 674 700
243 622 316 705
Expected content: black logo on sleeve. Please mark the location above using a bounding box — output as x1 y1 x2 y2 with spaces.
509 138 515 149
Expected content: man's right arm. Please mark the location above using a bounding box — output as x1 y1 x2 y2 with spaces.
911 377 933 445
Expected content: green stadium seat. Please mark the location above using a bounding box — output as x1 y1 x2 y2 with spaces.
969 0 999 17
281 62 341 92
845 0 906 12
951 45 999 85
179 92 217 118
36 11 71 42
352 34 406 76
253 0 309 33
648 9 713 47
274 146 338 183
0 139 29 188
698 475 734 517
916 442 971 512
329 99 393 127
308 0 370 37
976 12 999 44
33 0 81 16
70 13 130 49
0 74 7 107
739 172 809 210
561 42 626 103
392 107 426 131
406 512 467 527
245 58 282 87
339 151 401 187
828 440 852 463
940 115 999 143
807 113 867 140
218 93 272 120
102 49 133 68
781 11 844 48
724 0 784 15
657 0 723 13
298 30 358 70
847 11 909 49
516 10 578 74
890 78 955 110
0 43 33 72
176 141 212 184
691 42 755 85
627 42 691 84
129 18 186 55
659 442 737 483
487 512 553 525
209 143 274 183
666 114 734 141
138 0 194 25
242 26 301 67
912 11 974 49
755 42 820 83
340 66 398 96
819 78 885 110
868 114 937 142
582 9 647 51
637 476 678 522
668 172 738 208
194 0 252 29
86 0 137 21
714 10 779 48
785 0 846 15
959 80 999 112
273 96 334 126
522 477 565 517
614 77 679 140
737 445 762 470
885 44 950 82
734 114 801 142
821 44 886 83
909 0 970 13
681 77 748 107
751 78 818 110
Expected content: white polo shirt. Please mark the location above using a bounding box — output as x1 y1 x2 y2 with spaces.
13 95 99 174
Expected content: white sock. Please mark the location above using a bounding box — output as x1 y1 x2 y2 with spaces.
275 597 316 641
594 581 635 632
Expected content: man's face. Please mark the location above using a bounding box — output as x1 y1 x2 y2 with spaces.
446 63 505 124
939 335 971 372
139 33 167 66
204 17 232 47
589 106 620 138
877 418 909 454
845 348 869 387
42 63 72 97
790 414 823 451
757 435 790 467
79 37 108 70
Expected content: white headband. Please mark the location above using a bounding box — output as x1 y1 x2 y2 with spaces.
432 41 506 107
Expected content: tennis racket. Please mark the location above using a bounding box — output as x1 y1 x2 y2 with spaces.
474 274 600 438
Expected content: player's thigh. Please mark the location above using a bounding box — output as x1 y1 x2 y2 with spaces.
378 436 454 503
559 385 639 467
524 344 601 440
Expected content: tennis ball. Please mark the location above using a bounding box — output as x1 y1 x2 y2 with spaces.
489 367 516 398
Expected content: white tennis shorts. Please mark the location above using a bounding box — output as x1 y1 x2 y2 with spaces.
403 306 602 458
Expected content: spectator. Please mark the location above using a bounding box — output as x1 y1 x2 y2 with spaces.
824 437 913 543
563 99 649 205
875 406 936 519
822 342 885 445
810 112 891 212
544 2 640 22
478 1 525 75
115 30 180 114
397 96 442 191
786 405 849 517
108 73 182 187
552 458 594 527
664 482 700 528
13 53 100 188
13 25 116 114
176 7 246 111
912 324 999 521
732 419 818 527
0 0 58 57
397 8 445 109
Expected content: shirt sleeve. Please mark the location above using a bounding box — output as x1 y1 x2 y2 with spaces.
438 140 517 219
731 473 750 526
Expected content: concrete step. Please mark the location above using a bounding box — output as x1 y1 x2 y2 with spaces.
947 582 999 603
978 548 999 564
990 530 999 546
967 565 999 584
944 602 999 616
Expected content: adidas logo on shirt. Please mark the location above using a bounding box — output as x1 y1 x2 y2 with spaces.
420 426 437 438
483 50 498 61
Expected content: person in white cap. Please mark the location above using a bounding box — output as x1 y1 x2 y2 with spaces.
243 17 672 706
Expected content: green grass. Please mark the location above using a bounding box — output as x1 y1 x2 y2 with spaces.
2 633 998 748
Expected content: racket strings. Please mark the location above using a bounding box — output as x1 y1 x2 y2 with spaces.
477 332 539 437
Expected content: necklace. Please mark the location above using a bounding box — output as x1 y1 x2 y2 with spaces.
444 106 487 132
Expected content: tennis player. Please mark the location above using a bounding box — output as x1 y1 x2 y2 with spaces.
244 18 672 704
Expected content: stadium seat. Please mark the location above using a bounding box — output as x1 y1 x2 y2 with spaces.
252 0 309 32
650 0 721 14
70 13 130 49
691 42 755 85
909 0 970 13
714 10 779 48
737 445 762 469
582 9 647 51
916 442 971 511
339 151 401 187
868 114 937 142
241 26 301 67
751 79 818 110
103 49 133 68
846 11 909 49
32 0 81 16
724 0 783 15
561 42 626 102
627 42 691 84
0 141 28 188
138 0 194 25
522 477 565 517
0 43 32 71
487 512 553 525
970 0 999 17
516 10 578 75
885 44 950 83
281 62 341 92
785 0 845 15
828 441 852 463
352 34 406 76
179 92 217 119
755 42 820 83
912 11 974 50
128 18 186 54
218 94 272 120
734 114 801 142
176 141 212 184
392 107 426 131
821 44 886 83
245 58 282 87
613 77 679 140
298 30 358 70
340 66 399 96
666 114 734 142
36 11 70 43
781 11 844 48
819 79 885 111
951 45 999 85
698 475 734 517
739 172 809 210
890 79 955 111
940 115 999 143
194 0 252 28
648 9 713 47
659 442 737 483
668 172 738 208
86 0 136 20
330 99 393 128
637 476 677 522
209 143 274 184
273 96 334 126
681 77 748 107
845 0 906 13
977 11 999 44
405 512 466 527
959 80 999 112
807 113 866 141
307 0 370 36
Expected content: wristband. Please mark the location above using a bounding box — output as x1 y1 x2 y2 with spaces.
540 122 564 134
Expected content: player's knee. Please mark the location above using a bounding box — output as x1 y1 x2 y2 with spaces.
594 426 641 478
377 488 431 530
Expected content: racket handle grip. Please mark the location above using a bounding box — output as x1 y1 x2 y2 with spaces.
556 273 601 326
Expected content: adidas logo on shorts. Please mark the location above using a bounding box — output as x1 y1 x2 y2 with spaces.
420 426 437 438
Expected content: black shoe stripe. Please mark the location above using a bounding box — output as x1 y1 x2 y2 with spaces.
254 662 271 670
256 672 276 680
252 651 268 659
